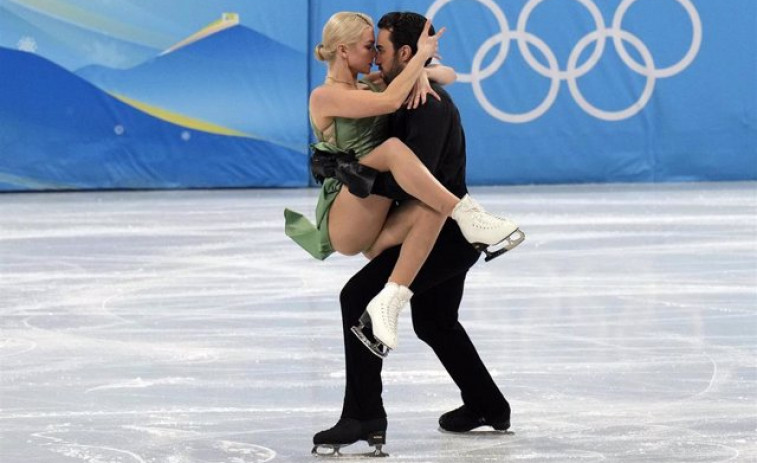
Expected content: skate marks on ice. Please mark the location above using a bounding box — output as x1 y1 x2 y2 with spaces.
30 422 277 463
0 337 37 358
85 377 198 394
32 426 148 463
425 419 742 462
1 184 755 462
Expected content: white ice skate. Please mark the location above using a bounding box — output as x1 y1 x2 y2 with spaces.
451 194 525 261
351 282 413 359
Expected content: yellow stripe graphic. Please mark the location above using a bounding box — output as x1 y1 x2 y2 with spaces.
110 93 251 138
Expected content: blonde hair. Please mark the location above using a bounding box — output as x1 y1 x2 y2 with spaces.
315 12 374 62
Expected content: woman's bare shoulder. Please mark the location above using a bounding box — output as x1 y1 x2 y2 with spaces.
310 84 338 105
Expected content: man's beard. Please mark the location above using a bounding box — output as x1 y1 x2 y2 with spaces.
382 62 404 84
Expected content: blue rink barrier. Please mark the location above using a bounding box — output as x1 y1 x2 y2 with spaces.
0 0 754 191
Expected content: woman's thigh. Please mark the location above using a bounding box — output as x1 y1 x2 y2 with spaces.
363 200 444 260
329 186 393 255
357 137 406 172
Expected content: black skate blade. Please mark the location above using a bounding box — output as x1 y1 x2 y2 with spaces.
476 229 526 262
312 443 389 458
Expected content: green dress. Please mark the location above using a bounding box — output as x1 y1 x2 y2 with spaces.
284 80 389 260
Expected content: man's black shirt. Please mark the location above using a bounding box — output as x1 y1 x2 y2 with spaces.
371 84 468 200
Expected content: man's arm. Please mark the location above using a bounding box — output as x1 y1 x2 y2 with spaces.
371 84 450 200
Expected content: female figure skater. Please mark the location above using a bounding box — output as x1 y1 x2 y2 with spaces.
285 12 524 357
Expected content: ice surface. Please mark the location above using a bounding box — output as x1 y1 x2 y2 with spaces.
1 183 755 462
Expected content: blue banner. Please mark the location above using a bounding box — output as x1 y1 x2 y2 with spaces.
310 0 757 184
0 0 309 190
0 0 755 191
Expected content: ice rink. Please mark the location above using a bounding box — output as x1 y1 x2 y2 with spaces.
1 182 755 462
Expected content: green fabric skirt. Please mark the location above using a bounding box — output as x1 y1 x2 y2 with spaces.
284 176 341 261
285 141 355 260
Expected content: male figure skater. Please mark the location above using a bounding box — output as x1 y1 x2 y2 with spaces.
311 12 512 457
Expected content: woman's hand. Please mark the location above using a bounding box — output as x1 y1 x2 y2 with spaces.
404 69 440 109
416 21 446 62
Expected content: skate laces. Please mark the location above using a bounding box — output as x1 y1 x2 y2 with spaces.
467 196 484 212
381 284 411 333
464 197 510 231
475 210 510 230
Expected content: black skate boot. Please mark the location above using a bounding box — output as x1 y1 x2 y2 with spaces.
438 405 511 433
312 417 388 457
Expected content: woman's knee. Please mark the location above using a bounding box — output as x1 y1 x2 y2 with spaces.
379 137 409 161
359 137 409 171
381 137 404 151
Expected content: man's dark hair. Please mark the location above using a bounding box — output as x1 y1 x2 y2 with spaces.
378 12 435 66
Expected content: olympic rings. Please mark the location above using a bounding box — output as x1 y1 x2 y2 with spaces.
426 0 702 123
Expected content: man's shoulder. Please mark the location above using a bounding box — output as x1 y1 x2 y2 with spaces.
431 83 452 100
402 85 456 119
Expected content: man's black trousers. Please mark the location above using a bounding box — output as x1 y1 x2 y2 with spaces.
338 221 511 421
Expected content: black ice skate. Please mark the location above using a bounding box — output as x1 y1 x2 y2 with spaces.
438 404 512 434
312 417 388 458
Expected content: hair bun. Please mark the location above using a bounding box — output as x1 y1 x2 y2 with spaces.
314 43 326 61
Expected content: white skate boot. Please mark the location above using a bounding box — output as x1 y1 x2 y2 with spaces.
351 282 413 359
451 194 525 261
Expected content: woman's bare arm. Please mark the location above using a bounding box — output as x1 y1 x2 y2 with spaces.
403 63 458 109
311 22 445 120
425 63 457 85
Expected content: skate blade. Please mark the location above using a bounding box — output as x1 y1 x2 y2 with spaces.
438 426 515 436
351 324 390 359
312 443 389 458
312 443 344 457
474 229 526 262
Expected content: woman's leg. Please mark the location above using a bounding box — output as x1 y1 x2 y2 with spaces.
352 200 447 356
360 137 523 259
334 137 524 357
363 201 419 260
364 201 446 286
328 134 459 257
358 137 460 216
328 190 445 285
328 186 393 256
